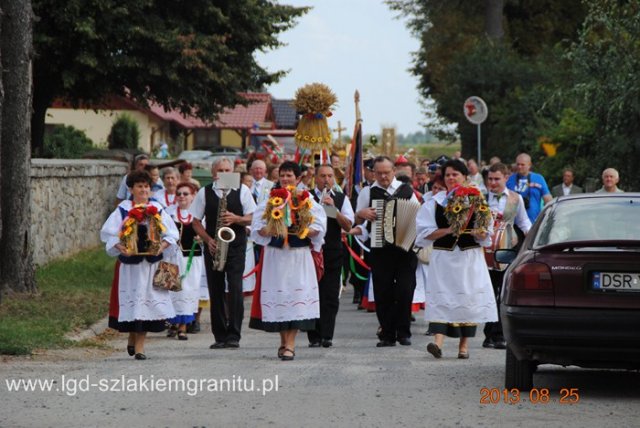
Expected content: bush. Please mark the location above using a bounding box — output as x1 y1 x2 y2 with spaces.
108 114 141 150
43 125 95 159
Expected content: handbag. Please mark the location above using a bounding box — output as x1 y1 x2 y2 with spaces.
152 261 182 292
311 250 324 281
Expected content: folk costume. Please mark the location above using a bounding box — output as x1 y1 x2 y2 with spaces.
356 178 419 344
483 189 530 345
191 182 256 345
415 190 498 337
307 187 355 345
249 186 327 332
166 205 204 327
101 200 179 332
154 189 178 209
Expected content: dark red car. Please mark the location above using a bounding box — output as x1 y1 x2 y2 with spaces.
495 193 640 389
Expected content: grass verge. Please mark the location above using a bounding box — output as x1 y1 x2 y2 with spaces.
0 247 114 355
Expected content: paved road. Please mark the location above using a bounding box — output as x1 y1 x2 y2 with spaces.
1 288 639 427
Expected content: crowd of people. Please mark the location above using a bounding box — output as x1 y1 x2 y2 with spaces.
101 149 625 361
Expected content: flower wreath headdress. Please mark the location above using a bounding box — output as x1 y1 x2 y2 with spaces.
263 186 314 243
119 203 166 254
443 184 492 237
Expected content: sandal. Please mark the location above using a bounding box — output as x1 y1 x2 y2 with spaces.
127 345 135 356
277 346 286 358
177 332 188 341
427 343 442 359
280 348 295 361
167 325 178 338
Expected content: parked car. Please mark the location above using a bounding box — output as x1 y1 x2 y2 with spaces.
177 150 214 161
496 193 640 390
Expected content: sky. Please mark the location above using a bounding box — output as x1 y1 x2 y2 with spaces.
256 0 423 138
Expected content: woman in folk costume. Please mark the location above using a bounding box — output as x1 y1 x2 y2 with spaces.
165 182 204 340
101 170 179 360
415 159 498 359
249 161 327 361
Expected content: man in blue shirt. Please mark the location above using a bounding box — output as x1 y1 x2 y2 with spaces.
506 153 552 223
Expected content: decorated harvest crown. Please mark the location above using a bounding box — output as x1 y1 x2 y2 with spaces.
293 83 338 151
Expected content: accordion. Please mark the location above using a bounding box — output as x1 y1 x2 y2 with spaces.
370 198 421 252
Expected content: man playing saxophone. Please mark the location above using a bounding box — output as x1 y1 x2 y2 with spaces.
192 157 257 349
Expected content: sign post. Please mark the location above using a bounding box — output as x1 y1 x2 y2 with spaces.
463 96 488 163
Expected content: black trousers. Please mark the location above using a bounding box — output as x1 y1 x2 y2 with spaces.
308 249 343 343
370 246 417 342
483 269 505 340
204 245 246 343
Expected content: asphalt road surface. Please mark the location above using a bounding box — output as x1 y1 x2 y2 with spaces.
1 288 639 427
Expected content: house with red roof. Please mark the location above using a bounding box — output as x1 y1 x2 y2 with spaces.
45 92 278 154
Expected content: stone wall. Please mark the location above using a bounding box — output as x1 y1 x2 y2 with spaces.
31 159 128 266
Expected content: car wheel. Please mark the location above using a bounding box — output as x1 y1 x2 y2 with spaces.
505 347 534 390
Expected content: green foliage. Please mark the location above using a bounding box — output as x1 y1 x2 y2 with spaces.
42 125 95 158
31 1 308 150
0 248 113 355
107 114 141 150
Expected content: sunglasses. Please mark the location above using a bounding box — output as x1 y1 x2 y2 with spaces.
176 191 192 196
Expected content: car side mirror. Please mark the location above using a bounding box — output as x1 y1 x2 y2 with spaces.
494 249 517 265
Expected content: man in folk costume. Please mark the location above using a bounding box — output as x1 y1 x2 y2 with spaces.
356 156 420 347
307 164 355 348
192 157 256 349
484 162 531 349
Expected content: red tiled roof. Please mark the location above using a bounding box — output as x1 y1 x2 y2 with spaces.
50 92 273 130
214 92 273 129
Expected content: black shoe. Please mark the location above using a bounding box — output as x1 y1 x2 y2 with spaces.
225 340 240 348
322 339 333 348
493 339 507 349
134 353 147 360
127 345 135 356
308 341 321 348
398 338 411 346
209 341 226 349
376 340 396 347
426 343 442 359
482 338 495 349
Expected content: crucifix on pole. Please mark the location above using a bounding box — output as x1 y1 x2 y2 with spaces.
333 120 347 145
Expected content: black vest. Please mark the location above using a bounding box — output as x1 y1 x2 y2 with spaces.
432 204 480 251
204 184 247 250
175 221 203 257
313 189 347 252
117 206 163 264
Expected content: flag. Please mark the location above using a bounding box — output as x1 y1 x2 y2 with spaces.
345 120 363 199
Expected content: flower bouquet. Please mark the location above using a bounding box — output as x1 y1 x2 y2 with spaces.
443 185 492 237
119 204 166 255
263 186 314 242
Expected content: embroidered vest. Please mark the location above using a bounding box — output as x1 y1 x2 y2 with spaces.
432 204 480 251
175 221 203 257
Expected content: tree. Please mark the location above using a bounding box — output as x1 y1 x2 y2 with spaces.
43 125 95 158
30 0 308 155
0 0 35 302
108 115 141 150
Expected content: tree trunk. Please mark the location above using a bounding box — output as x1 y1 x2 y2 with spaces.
484 0 504 40
0 6 3 305
0 0 35 295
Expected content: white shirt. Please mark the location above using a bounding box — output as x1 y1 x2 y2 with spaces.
356 178 419 212
313 188 355 225
154 189 177 208
191 183 256 221
561 184 572 196
251 178 274 204
487 188 531 233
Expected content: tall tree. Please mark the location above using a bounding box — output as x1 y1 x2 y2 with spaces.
30 0 308 155
0 0 35 299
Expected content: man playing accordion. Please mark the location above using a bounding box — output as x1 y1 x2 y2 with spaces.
483 162 531 349
355 156 420 347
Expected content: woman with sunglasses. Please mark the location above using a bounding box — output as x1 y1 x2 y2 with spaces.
165 182 204 340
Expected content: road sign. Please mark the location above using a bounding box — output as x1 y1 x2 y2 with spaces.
463 96 488 125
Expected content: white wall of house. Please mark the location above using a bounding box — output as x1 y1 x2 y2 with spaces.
45 108 163 153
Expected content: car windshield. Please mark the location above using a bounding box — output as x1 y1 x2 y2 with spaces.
533 197 640 247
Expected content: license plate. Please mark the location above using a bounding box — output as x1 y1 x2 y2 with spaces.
592 272 640 291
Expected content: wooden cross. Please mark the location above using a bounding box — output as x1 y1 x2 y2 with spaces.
333 120 347 144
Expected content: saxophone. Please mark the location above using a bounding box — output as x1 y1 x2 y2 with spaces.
212 189 236 271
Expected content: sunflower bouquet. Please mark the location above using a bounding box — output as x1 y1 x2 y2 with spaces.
443 184 492 237
119 204 166 254
263 186 314 242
